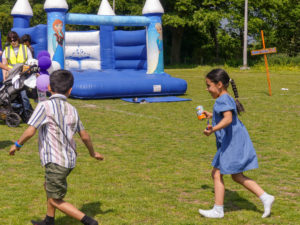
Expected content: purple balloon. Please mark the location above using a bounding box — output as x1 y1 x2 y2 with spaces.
40 69 49 76
37 50 50 60
38 56 52 70
36 75 50 92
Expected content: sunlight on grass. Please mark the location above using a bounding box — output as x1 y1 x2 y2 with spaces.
0 67 299 224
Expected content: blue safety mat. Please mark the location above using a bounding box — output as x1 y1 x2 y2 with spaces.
121 96 191 103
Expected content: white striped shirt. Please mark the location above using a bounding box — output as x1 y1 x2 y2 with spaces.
28 94 84 168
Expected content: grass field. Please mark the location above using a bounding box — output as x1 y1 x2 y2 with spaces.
0 67 299 225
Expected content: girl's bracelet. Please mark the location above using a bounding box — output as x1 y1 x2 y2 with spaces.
15 141 23 148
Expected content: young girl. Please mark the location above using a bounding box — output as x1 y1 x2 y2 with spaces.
199 69 274 218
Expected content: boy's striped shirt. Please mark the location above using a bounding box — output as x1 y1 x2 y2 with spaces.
28 94 84 168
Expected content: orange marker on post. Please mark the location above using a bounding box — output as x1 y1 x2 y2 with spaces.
250 30 276 96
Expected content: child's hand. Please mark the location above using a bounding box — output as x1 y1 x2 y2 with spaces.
203 125 213 136
203 111 212 119
9 145 19 155
92 152 104 161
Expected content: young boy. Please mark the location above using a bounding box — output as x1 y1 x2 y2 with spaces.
9 70 104 225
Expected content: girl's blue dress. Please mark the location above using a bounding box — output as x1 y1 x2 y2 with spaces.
212 94 258 174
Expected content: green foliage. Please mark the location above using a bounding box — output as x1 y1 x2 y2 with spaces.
257 54 300 67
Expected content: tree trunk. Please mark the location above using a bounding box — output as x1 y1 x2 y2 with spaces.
170 27 184 65
210 23 219 62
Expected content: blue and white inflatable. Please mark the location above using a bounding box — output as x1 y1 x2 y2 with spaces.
8 0 187 99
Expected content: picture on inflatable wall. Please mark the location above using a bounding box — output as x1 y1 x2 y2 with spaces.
154 23 163 73
147 21 164 74
52 19 64 68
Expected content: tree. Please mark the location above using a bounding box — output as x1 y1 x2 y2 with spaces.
162 0 201 64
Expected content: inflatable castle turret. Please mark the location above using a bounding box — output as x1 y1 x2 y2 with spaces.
11 0 33 28
11 0 47 59
143 0 165 74
98 0 115 70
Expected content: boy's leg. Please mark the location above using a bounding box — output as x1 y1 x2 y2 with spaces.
47 198 56 217
43 163 98 224
48 198 85 220
49 198 98 225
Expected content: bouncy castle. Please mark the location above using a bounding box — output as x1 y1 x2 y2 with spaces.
7 0 187 99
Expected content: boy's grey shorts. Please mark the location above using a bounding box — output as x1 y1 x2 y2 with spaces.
45 163 73 199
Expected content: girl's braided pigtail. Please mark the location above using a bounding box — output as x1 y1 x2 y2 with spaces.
230 78 245 114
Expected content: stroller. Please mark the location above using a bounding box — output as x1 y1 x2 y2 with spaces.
0 64 39 127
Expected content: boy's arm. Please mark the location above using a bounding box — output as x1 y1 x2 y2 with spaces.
78 129 104 160
9 126 37 155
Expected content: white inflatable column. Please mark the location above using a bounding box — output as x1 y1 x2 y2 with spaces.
98 0 115 70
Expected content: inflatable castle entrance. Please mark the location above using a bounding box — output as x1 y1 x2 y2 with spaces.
9 0 187 99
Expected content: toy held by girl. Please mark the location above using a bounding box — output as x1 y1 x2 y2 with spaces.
198 68 275 218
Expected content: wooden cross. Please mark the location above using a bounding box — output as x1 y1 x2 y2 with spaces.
251 30 277 96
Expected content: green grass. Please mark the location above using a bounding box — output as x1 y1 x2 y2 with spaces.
1 67 300 224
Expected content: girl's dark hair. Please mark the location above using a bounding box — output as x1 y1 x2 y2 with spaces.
6 31 20 43
50 70 74 94
206 68 245 114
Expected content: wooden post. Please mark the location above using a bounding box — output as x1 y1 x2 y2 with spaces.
261 30 272 96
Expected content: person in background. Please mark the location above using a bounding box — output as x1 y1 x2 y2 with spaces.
2 31 33 81
0 62 10 72
21 34 34 57
2 31 33 117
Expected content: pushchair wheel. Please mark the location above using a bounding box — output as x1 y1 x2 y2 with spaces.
6 112 22 127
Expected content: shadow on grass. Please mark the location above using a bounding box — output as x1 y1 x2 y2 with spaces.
39 201 114 225
201 185 262 213
0 140 13 150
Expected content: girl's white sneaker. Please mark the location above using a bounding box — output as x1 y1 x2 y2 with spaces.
261 195 275 218
198 207 224 218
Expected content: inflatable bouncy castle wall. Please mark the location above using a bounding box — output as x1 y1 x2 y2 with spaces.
9 0 187 99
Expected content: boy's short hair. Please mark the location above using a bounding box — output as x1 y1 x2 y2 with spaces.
20 34 32 44
50 70 74 94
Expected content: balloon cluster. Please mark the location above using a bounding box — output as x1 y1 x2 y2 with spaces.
36 51 61 92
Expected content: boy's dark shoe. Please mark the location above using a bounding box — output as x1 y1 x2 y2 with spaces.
31 215 55 225
81 215 98 225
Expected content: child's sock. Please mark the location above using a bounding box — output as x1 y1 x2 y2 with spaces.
31 215 55 225
81 215 98 225
259 192 275 218
198 204 224 218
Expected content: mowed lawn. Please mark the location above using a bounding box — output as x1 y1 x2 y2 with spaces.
0 67 299 225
